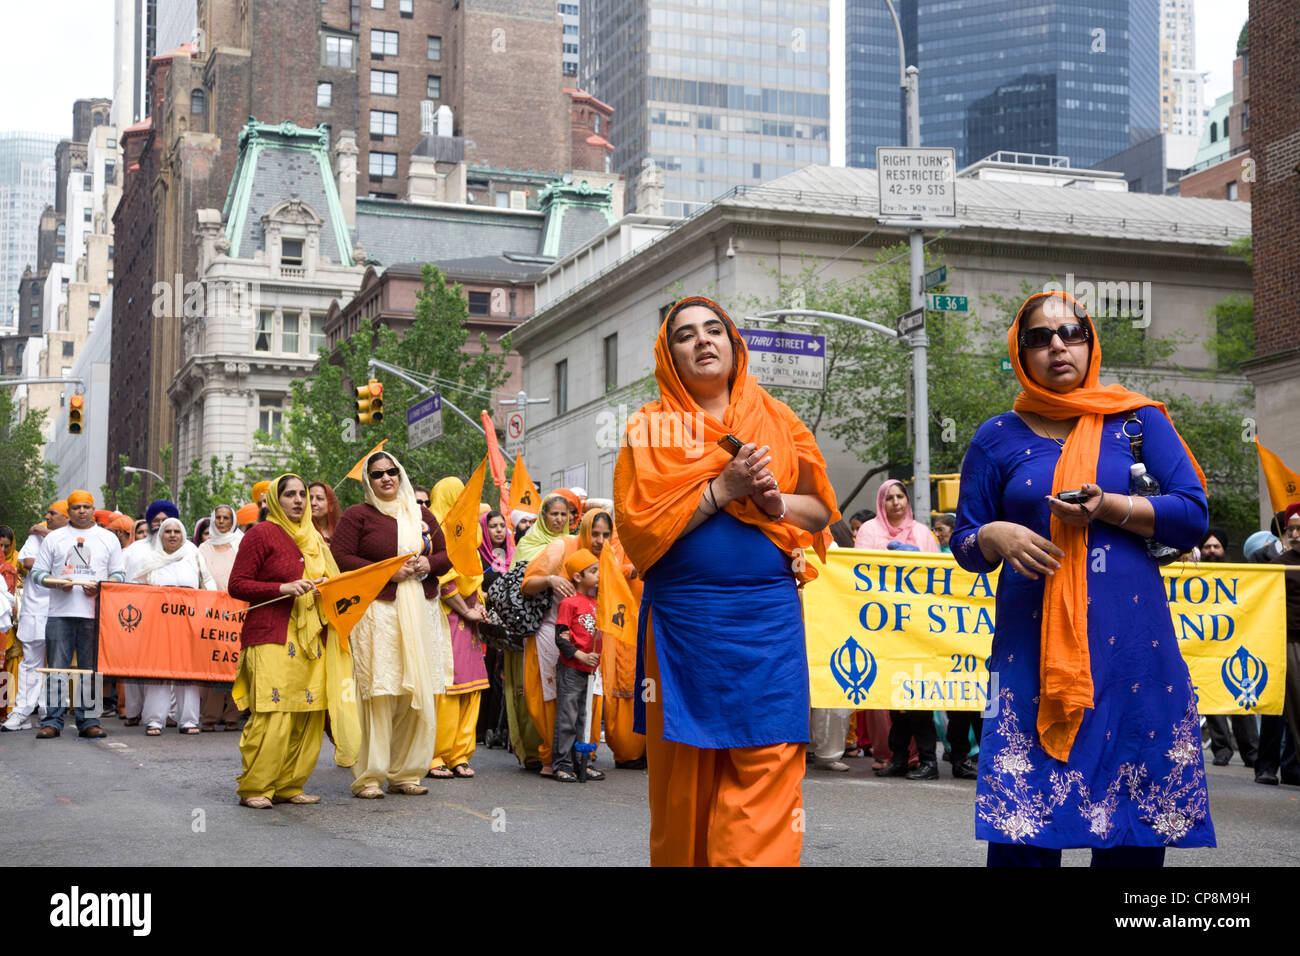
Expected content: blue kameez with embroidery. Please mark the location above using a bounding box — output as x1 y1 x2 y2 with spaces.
633 511 810 750
953 406 1215 849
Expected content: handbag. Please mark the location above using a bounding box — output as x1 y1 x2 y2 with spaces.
482 563 549 649
1121 411 1181 566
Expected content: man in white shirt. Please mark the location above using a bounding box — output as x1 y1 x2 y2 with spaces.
29 491 125 739
1 502 69 732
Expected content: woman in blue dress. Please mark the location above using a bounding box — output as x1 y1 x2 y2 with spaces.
953 291 1214 866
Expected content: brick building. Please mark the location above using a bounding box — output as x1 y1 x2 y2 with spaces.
1180 23 1251 203
1242 3 1300 516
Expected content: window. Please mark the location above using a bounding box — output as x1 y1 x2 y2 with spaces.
56 223 66 238
603 333 617 393
324 35 356 68
1209 121 1217 143
29 305 38 319
1223 115 1230 136
594 115 600 134
258 395 284 440
282 312 300 354
426 75 441 99
370 70 398 95
104 161 115 183
89 293 100 311
427 35 441 60
371 29 398 56
494 192 509 207
281 239 304 266
255 311 274 352
368 152 397 177
309 314 326 353
467 291 491 315
555 360 568 416
370 0 384 6
369 110 398 136
317 82 333 107
400 0 413 13
61 277 69 292
107 137 116 148
191 89 206 117
62 341 74 357
84 207 92 222
1226 181 1238 200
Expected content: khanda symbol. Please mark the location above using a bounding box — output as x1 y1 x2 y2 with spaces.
118 604 143 633
830 636 876 706
1221 645 1267 710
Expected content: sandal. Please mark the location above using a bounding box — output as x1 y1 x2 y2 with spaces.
181 726 201 735
222 721 241 731
388 782 429 795
200 723 216 733
451 764 475 778
272 793 321 805
239 796 273 809
584 767 605 781
538 764 555 778
553 769 578 782
124 717 141 727
425 766 455 779
145 727 162 736
354 785 385 799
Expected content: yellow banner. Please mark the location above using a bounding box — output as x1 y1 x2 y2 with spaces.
804 550 1287 715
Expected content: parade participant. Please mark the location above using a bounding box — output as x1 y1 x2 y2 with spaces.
330 452 451 798
478 509 514 591
192 518 211 545
953 290 1212 865
30 491 125 739
854 480 939 552
198 504 244 731
412 486 431 510
145 500 180 532
0 527 18 721
309 482 341 545
1197 529 1259 768
551 548 603 782
1256 505 1300 786
599 518 647 769
227 474 359 808
1 503 68 733
614 296 837 866
131 517 216 735
109 513 135 549
426 477 490 779
933 514 956 552
133 519 148 542
512 510 536 543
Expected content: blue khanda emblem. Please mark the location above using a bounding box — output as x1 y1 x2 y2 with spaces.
1221 645 1267 710
830 636 876 705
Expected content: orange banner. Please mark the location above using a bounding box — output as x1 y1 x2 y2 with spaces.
482 410 508 502
596 544 638 646
346 438 390 482
98 583 247 682
1256 436 1300 513
509 454 538 516
443 457 487 579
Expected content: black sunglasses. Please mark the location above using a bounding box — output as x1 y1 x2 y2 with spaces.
1019 323 1090 350
369 467 401 480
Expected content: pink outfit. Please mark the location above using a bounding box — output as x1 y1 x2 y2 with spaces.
853 479 940 552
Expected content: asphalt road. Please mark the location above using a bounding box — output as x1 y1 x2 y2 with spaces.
1 718 1295 866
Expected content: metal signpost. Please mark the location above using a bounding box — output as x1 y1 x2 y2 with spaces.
738 327 826 391
406 392 444 450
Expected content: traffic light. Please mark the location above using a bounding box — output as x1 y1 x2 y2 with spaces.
937 478 960 513
356 378 384 425
68 394 84 434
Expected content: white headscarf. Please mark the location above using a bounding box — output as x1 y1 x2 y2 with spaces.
129 517 217 589
362 451 442 718
206 503 243 549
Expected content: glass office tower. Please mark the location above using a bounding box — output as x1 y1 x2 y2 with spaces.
846 0 1159 169
582 0 832 216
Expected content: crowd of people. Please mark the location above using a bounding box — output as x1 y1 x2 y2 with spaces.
0 289 1296 868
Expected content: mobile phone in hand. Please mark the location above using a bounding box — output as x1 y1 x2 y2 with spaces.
1056 489 1089 505
717 434 744 457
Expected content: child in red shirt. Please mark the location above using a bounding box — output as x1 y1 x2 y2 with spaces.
552 548 602 782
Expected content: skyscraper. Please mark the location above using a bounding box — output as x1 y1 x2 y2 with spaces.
0 132 59 330
846 0 1160 169
582 0 833 216
1160 0 1206 138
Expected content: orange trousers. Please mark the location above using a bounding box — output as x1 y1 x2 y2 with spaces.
523 637 556 765
644 617 804 867
603 694 646 763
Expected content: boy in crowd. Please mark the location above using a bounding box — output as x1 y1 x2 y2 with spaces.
552 548 603 782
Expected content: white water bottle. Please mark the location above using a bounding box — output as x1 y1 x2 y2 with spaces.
1129 463 1179 563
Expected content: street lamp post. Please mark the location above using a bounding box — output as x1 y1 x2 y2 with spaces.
122 465 166 485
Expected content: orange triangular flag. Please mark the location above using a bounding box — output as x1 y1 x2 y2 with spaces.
442 457 488 578
509 454 538 516
596 544 638 646
346 439 389 482
316 552 413 651
482 410 508 501
1256 436 1300 512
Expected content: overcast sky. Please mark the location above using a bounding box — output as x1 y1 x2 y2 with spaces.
0 0 1251 138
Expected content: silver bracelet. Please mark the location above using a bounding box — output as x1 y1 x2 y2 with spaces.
769 495 787 522
1116 494 1135 528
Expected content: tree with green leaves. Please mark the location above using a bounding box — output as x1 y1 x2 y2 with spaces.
0 389 57 534
179 454 254 530
259 265 514 509
102 448 175 521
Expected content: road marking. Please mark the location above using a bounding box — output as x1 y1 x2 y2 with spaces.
439 802 494 822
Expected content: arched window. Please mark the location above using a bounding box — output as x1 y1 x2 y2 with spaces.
56 223 66 238
191 89 206 117
1209 121 1217 143
1223 115 1230 136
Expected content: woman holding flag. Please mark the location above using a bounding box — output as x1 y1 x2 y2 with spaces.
614 296 838 867
227 475 361 809
426 476 490 779
331 452 452 799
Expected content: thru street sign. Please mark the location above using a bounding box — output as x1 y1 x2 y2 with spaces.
896 307 925 337
738 328 826 391
406 393 443 450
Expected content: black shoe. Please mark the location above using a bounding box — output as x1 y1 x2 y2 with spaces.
906 761 939 780
1243 758 1255 768
1211 753 1231 766
952 758 979 780
1283 775 1300 787
1255 770 1279 785
874 761 909 778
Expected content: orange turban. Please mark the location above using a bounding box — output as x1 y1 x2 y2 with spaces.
93 509 112 527
50 500 68 516
564 548 599 579
613 296 839 584
67 490 94 507
109 513 134 533
251 480 270 503
235 502 260 525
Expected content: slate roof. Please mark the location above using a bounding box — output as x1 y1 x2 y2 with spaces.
353 199 543 268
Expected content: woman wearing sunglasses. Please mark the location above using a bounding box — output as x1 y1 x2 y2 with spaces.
952 291 1213 866
330 452 453 799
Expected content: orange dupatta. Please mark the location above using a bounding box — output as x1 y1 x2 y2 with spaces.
612 296 839 584
1008 291 1207 762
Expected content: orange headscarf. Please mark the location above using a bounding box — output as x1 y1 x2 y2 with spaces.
1008 291 1207 763
613 296 839 584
